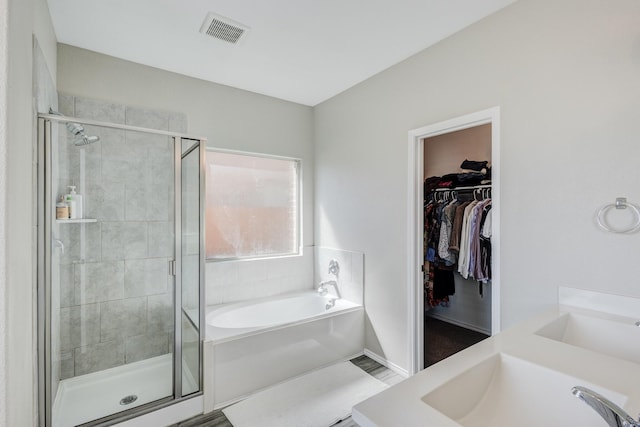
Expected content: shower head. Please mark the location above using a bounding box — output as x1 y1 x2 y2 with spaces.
49 109 100 146
73 134 100 146
67 122 100 145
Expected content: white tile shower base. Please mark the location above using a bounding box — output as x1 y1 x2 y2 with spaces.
53 354 197 427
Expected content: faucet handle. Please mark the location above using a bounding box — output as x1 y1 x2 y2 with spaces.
328 259 340 277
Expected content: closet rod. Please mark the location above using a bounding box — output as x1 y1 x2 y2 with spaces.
432 184 492 192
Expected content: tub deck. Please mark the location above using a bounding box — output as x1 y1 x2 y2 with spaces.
205 291 362 344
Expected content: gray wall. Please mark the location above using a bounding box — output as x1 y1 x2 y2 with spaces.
314 0 640 370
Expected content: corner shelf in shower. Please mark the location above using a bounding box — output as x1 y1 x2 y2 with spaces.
56 218 97 224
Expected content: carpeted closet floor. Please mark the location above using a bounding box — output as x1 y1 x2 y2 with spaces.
424 316 490 367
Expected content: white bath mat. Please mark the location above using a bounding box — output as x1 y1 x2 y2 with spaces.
222 361 388 427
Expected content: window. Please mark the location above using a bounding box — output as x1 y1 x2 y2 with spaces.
205 149 301 260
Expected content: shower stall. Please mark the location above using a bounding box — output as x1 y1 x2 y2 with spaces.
37 112 205 426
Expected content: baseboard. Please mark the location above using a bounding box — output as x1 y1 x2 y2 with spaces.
425 313 491 336
363 349 409 378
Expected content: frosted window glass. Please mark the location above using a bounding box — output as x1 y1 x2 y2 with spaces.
206 150 300 259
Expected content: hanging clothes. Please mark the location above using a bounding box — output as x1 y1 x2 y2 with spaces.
423 178 493 308
458 198 491 282
437 201 457 266
432 266 455 301
423 194 458 308
468 199 492 279
449 200 471 254
477 204 492 282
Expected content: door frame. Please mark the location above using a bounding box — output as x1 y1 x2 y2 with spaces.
406 107 501 376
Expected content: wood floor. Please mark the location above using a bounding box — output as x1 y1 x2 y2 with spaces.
173 355 403 427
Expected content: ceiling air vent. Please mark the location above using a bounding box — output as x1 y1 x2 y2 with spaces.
200 12 250 45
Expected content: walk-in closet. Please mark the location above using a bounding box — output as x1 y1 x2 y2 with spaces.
422 124 492 367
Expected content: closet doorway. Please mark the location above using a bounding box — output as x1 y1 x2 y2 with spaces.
407 107 501 375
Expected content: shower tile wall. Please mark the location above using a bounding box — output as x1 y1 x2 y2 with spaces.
57 94 187 379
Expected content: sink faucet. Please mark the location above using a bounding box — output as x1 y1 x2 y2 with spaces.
572 386 640 427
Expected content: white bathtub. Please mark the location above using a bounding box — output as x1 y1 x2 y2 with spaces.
203 291 364 410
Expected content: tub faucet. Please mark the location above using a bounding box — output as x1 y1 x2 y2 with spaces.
325 298 337 310
317 280 341 299
572 386 640 427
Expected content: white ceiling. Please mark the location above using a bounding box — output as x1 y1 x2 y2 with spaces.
47 0 516 106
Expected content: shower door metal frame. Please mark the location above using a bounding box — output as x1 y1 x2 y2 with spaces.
37 116 53 427
174 138 183 399
36 114 207 427
175 137 207 400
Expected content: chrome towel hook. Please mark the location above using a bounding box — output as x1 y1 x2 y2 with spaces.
596 197 640 234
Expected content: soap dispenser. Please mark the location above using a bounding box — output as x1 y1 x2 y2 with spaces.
66 185 83 219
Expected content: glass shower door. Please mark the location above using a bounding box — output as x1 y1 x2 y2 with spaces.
45 119 176 426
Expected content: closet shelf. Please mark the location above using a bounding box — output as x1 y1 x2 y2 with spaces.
56 218 97 224
432 184 492 192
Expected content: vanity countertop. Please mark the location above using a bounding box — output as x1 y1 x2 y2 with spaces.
353 288 640 427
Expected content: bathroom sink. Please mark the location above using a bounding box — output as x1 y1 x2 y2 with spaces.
536 312 640 364
421 353 628 427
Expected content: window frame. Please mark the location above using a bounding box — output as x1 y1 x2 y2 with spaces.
205 147 303 262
